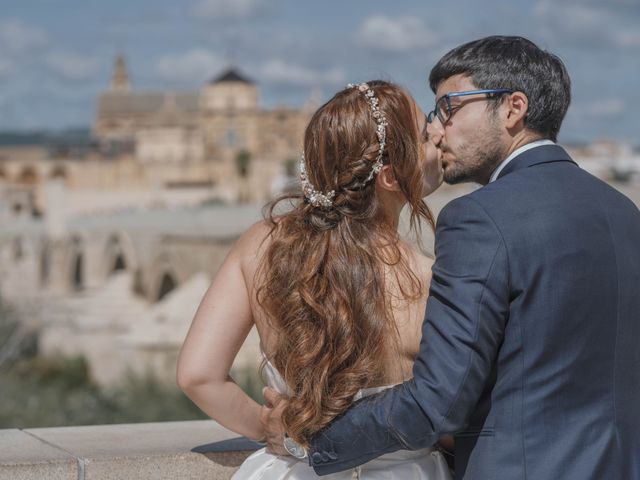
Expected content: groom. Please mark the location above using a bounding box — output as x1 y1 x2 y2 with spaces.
262 36 640 479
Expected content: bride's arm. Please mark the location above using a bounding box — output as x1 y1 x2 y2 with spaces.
176 222 268 442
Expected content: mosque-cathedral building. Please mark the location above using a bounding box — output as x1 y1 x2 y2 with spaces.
96 55 312 166
0 55 316 218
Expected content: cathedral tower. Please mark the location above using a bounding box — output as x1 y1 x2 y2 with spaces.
110 54 130 92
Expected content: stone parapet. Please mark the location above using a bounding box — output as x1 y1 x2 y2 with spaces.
0 420 259 479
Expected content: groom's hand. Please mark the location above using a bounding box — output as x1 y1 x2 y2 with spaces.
260 386 288 455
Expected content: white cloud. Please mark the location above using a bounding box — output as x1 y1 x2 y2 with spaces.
614 31 640 48
534 0 600 23
155 49 226 84
534 2 604 45
191 0 266 19
45 52 100 81
550 0 640 13
260 59 345 87
0 20 47 55
584 99 625 117
355 15 438 52
534 0 640 49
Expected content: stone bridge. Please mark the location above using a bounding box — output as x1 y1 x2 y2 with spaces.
0 203 264 386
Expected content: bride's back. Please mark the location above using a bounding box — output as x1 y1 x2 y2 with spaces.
232 80 438 448
239 220 434 386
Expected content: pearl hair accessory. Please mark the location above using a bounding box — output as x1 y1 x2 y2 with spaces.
299 82 388 208
299 153 335 208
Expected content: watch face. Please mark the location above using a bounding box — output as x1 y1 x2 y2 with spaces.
283 436 307 459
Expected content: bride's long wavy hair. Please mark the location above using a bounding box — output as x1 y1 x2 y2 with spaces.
256 80 435 447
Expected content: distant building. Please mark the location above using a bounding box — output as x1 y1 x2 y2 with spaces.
0 55 318 216
566 139 640 181
95 55 313 165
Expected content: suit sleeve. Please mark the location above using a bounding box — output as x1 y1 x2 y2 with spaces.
308 195 510 475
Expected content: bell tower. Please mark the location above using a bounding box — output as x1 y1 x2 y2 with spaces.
110 54 130 92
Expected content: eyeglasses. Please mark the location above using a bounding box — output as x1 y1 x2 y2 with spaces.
426 89 513 124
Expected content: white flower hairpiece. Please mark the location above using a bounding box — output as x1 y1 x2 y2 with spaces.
299 153 335 208
300 82 388 208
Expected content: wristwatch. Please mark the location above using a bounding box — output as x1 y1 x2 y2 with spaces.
283 435 308 459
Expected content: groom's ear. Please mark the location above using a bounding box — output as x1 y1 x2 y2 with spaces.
503 91 529 130
377 164 402 192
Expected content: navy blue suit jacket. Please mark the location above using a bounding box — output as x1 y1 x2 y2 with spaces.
309 145 640 479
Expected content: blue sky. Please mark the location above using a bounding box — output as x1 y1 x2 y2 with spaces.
1 0 639 144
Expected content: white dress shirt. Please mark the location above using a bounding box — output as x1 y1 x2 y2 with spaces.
489 139 556 183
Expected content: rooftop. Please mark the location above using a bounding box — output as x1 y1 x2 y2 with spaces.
210 68 254 85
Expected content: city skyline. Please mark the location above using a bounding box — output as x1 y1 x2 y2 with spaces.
1 0 639 144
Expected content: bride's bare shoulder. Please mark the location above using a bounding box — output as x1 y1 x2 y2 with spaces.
235 219 276 262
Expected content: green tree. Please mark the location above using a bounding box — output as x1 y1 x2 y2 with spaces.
0 300 265 429
0 300 36 371
235 149 251 178
610 166 632 183
284 158 297 178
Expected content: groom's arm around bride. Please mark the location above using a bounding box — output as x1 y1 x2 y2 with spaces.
264 36 640 480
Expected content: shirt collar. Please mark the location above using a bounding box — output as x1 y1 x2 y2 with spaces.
489 139 556 183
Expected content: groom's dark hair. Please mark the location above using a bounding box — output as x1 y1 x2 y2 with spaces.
429 35 571 142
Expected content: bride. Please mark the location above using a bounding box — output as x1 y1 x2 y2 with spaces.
177 80 451 479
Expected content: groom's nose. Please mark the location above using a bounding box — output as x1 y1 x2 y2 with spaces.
427 120 443 146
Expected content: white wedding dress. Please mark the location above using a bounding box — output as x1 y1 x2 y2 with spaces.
232 353 452 480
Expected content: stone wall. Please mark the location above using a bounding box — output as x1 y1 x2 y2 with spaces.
0 420 258 479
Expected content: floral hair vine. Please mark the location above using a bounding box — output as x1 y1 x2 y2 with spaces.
299 82 389 208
